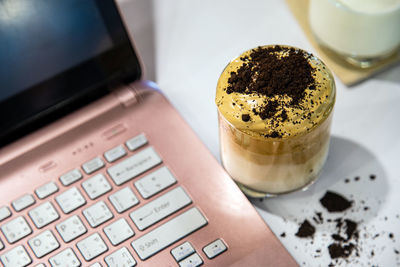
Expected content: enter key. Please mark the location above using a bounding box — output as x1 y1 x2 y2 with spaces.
130 186 192 230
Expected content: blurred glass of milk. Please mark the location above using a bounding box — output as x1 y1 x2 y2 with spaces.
309 0 400 68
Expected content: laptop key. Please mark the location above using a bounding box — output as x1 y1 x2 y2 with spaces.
89 263 102 267
56 187 86 214
125 134 148 151
107 147 162 186
171 242 195 262
0 206 11 221
134 166 177 199
82 157 105 174
76 233 108 261
49 248 80 267
36 264 46 267
60 169 83 186
104 218 134 246
28 230 59 258
202 239 227 259
131 207 207 260
105 247 136 267
1 216 32 243
12 194 35 212
108 187 139 213
0 245 32 267
179 253 203 267
130 186 192 231
104 145 127 163
82 173 112 200
56 215 87 243
83 201 113 228
35 182 59 199
29 202 59 228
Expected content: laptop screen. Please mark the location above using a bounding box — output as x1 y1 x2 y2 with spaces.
0 0 141 146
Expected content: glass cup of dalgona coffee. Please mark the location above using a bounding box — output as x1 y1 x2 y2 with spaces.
215 45 336 197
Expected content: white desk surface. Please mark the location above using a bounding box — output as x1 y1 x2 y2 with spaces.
120 0 400 266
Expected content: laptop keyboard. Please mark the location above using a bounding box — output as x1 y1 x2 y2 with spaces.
0 134 227 266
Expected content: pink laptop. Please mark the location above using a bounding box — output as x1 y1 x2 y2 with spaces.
0 1 297 266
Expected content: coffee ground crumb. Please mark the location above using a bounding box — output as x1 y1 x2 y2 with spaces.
295 220 316 238
320 191 353 212
328 243 356 259
241 114 251 122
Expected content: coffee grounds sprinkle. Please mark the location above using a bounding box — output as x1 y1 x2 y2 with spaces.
226 46 317 134
320 191 353 212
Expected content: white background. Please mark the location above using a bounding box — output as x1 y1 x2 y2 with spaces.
119 0 400 266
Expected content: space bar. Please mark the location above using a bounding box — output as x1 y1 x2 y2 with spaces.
131 207 207 260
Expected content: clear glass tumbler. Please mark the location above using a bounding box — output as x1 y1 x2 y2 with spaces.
216 45 336 197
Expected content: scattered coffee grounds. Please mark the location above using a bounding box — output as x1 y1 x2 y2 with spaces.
370 174 376 181
354 176 360 181
280 232 286 238
284 174 399 265
241 114 250 122
295 220 316 238
320 191 353 212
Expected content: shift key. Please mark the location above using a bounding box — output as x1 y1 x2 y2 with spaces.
131 207 207 260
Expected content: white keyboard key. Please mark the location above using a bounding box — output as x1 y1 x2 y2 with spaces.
82 157 105 174
12 194 35 212
109 187 139 213
89 263 102 267
0 245 31 267
107 147 162 186
56 187 86 214
0 206 11 221
203 239 227 259
36 264 46 267
171 242 195 262
134 167 177 199
125 134 147 151
28 230 59 258
35 182 59 199
83 201 113 228
131 207 207 260
0 238 4 250
82 173 112 200
56 215 87 243
29 202 59 228
76 233 108 261
60 169 83 186
130 186 192 231
105 247 136 267
104 145 127 163
104 218 134 246
179 253 203 267
1 216 32 243
49 248 80 267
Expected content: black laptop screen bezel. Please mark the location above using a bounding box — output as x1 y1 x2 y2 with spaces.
0 0 141 147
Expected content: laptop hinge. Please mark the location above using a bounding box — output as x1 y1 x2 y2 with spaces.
112 83 139 108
